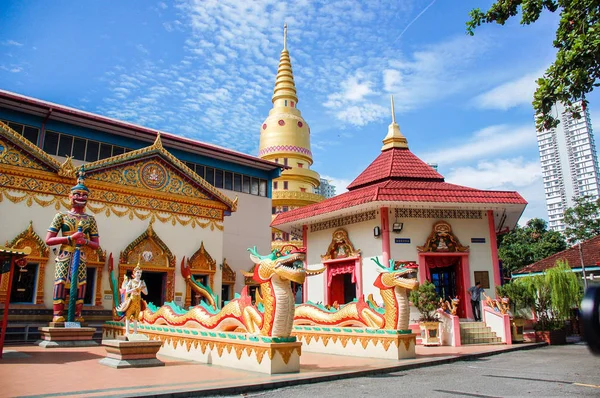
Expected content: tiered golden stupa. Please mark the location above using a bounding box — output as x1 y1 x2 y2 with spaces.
259 24 324 250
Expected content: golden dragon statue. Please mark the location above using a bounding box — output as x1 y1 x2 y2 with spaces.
294 258 419 330
132 245 323 337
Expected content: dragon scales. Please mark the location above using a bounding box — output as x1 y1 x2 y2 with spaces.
135 246 318 337
294 258 419 330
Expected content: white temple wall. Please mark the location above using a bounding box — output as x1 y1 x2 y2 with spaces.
221 190 273 293
301 210 498 304
0 198 225 310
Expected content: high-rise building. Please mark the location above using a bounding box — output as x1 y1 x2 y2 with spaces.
258 24 324 249
315 178 337 198
537 101 600 232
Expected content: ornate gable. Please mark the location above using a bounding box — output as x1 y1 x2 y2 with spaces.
84 134 236 212
188 242 216 273
6 221 49 259
119 222 175 268
222 258 236 285
321 228 361 260
1 221 50 305
0 122 61 172
184 242 217 307
417 220 469 253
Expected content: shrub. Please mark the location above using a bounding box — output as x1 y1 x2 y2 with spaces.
409 281 440 322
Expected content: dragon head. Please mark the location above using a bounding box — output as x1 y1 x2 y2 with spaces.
247 245 307 284
372 258 419 291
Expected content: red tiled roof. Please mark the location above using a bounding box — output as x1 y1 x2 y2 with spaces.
514 235 600 274
271 180 527 226
347 148 443 190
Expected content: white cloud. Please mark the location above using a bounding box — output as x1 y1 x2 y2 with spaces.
383 69 402 91
444 157 546 224
473 70 545 110
1 40 23 47
333 103 387 127
445 157 541 189
420 124 537 165
0 65 23 73
136 44 150 55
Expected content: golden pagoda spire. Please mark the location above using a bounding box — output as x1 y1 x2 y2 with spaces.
258 23 323 251
272 24 298 106
382 95 409 151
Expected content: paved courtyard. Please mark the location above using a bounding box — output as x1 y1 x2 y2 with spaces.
234 344 600 398
0 342 553 398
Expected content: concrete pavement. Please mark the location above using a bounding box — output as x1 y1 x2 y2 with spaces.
0 342 547 398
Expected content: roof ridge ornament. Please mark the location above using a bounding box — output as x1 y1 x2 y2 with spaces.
152 133 164 149
381 95 409 151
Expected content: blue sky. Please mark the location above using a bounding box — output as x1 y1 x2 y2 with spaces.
1 0 597 224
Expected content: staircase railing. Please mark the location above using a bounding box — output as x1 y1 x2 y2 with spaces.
482 305 512 344
437 309 461 346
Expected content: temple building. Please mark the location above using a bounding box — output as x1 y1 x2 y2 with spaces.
0 89 283 325
271 97 527 319
258 25 324 251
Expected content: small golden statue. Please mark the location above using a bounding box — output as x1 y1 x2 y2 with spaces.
116 265 148 335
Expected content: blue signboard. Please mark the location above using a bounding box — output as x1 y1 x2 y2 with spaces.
471 238 486 243
394 238 411 244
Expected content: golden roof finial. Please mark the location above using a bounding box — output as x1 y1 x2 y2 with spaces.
283 23 287 51
381 95 408 151
153 133 163 149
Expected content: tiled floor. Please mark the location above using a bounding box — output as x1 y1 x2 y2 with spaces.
0 343 543 398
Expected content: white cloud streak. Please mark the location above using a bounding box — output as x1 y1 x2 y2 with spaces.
472 69 545 110
420 124 537 165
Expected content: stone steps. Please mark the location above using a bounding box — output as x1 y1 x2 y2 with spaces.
459 322 501 345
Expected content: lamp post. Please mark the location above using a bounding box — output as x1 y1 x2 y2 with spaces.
578 242 588 289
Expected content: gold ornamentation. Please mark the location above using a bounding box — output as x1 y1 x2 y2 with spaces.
310 211 377 233
119 222 175 302
222 258 236 284
417 220 469 253
276 346 297 364
395 208 482 219
0 122 61 171
58 157 78 178
0 221 50 305
84 133 235 211
0 124 231 228
321 228 360 260
272 190 325 204
255 348 267 364
185 242 217 307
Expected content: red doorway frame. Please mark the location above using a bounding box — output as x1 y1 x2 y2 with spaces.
322 256 362 306
418 252 471 319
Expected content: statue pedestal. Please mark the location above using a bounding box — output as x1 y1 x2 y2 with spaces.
293 326 417 360
37 323 97 348
100 337 164 369
103 322 302 374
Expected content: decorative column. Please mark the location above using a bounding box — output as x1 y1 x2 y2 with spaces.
487 210 502 288
380 207 390 267
302 224 308 303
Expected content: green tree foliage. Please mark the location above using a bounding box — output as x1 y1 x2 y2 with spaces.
563 195 600 244
517 260 581 331
496 280 534 316
409 281 441 322
466 1 600 131
498 218 566 276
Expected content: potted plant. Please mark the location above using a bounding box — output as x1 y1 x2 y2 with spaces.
518 260 582 345
496 281 534 343
410 281 441 346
